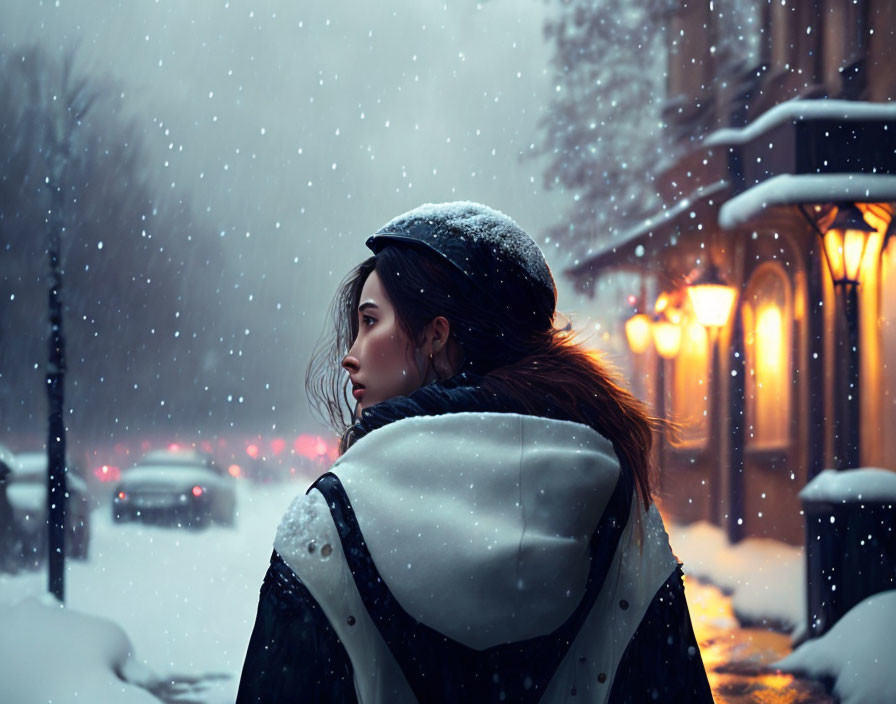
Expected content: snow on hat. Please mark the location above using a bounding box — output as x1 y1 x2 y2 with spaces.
366 201 557 325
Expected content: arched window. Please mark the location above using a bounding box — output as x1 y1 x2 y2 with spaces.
880 236 896 467
742 263 792 449
668 310 709 449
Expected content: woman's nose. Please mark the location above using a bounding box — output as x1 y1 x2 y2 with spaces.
342 354 360 373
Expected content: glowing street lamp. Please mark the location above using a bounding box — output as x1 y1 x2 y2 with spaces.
818 203 876 469
821 203 876 285
686 261 737 533
652 313 682 359
625 313 652 354
687 261 738 330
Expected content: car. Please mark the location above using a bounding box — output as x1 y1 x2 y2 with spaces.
0 444 18 572
112 448 237 528
3 451 92 566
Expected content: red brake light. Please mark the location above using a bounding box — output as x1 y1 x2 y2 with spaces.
192 485 203 497
117 491 127 500
95 465 121 482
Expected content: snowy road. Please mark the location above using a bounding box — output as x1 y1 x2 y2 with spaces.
1 481 844 704
0 480 305 703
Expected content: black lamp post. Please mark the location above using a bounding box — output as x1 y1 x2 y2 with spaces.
798 202 885 640
816 203 876 470
687 261 738 534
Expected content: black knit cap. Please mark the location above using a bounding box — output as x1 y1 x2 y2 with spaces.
366 201 557 327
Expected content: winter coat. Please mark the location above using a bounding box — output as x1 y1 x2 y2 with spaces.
236 373 714 704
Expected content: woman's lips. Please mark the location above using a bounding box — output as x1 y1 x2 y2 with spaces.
352 387 365 400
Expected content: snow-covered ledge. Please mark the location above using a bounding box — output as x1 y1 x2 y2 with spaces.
704 98 896 147
718 174 896 228
799 467 896 503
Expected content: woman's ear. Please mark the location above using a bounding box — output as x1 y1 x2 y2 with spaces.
430 316 451 354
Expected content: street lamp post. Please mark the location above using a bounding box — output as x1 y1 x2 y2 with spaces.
687 261 738 535
797 201 886 639
801 202 877 469
820 204 875 469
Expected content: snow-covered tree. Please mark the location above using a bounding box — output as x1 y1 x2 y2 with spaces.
535 0 762 260
535 0 669 259
0 45 235 441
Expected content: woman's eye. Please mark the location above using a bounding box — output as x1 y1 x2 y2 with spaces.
362 315 376 327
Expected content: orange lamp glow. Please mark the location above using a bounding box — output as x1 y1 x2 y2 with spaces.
624 313 652 355
822 203 876 284
652 317 682 359
687 262 737 328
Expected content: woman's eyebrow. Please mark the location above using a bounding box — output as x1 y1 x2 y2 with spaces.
358 301 379 312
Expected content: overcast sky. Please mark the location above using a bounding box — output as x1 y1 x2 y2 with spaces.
2 0 606 432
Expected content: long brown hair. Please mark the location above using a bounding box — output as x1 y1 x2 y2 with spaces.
306 245 662 510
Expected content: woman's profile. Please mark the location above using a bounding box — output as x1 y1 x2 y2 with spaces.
236 201 714 703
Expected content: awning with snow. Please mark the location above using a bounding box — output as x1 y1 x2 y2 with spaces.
705 98 896 207
564 181 728 295
704 99 896 148
563 99 896 293
719 173 896 228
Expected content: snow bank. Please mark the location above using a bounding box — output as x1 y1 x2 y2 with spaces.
668 520 805 633
773 590 896 704
0 596 158 703
0 481 298 704
799 467 896 503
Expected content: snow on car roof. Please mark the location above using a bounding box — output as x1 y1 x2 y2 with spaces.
8 452 88 492
13 452 81 474
137 449 212 466
119 465 223 487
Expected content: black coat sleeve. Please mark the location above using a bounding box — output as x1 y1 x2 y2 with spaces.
236 550 358 704
608 563 715 703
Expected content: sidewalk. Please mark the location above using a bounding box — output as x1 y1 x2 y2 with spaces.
669 517 894 704
686 577 836 703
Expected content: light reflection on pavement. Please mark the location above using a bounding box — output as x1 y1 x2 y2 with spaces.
685 577 836 704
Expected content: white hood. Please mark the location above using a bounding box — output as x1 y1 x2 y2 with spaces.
328 412 622 650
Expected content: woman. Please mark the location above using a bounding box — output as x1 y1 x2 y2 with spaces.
237 202 714 703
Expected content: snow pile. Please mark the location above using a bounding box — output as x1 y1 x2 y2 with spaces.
0 481 298 704
668 520 805 634
773 590 896 704
0 596 158 703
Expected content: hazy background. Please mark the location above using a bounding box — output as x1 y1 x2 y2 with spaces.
0 0 616 446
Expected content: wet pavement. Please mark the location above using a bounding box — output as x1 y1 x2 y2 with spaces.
686 577 836 703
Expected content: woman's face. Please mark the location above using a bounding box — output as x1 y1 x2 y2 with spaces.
341 270 428 414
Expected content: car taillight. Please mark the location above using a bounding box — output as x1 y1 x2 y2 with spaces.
117 491 127 500
228 464 241 478
192 485 203 497
95 465 121 482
